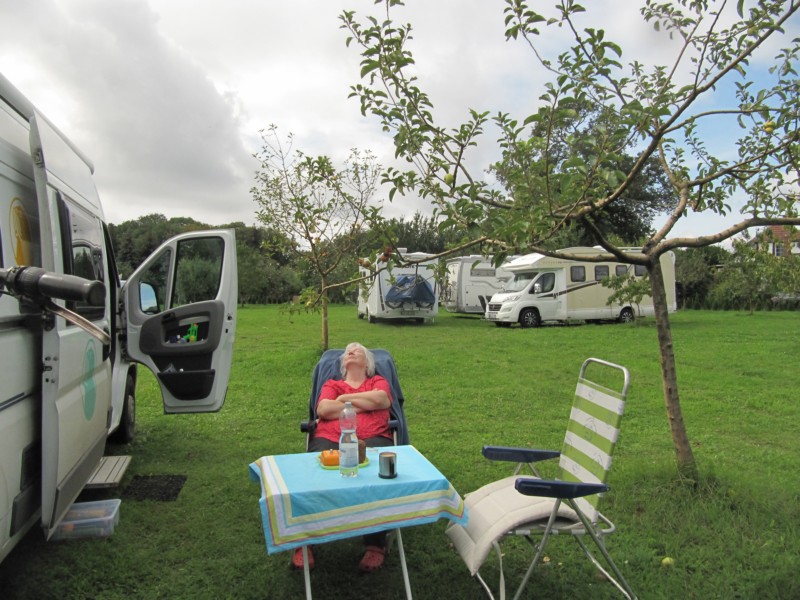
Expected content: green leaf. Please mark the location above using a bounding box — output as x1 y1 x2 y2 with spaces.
360 60 380 78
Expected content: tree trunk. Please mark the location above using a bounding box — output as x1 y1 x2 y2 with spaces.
320 279 329 351
648 258 699 481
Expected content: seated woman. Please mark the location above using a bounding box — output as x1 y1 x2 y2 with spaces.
297 342 394 573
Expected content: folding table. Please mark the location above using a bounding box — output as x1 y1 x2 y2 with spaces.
249 444 467 599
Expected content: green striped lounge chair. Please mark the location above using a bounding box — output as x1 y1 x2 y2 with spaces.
445 358 637 600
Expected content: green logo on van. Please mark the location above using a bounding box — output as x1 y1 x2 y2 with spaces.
82 342 97 420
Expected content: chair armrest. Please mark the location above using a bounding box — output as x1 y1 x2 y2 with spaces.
482 446 560 463
514 477 609 499
388 418 399 431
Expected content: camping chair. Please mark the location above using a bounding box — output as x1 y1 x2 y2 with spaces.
300 348 409 450
445 358 637 600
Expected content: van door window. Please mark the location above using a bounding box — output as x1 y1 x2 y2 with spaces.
531 272 555 294
595 265 609 280
58 195 105 321
615 264 628 276
172 237 224 307
634 264 647 277
137 236 225 315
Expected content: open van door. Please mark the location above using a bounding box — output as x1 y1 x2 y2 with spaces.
122 230 237 414
29 113 115 538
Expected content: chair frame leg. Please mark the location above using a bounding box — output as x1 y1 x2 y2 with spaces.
567 499 638 600
510 499 563 600
475 541 504 600
475 498 638 600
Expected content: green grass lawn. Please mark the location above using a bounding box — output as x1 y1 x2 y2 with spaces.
1 306 798 599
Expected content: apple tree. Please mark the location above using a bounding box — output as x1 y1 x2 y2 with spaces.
251 125 383 349
341 0 800 479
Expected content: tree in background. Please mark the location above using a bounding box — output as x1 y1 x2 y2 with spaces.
710 239 781 312
710 235 800 311
109 216 300 304
342 0 800 479
110 214 202 278
381 212 461 254
228 222 302 305
492 102 677 248
675 246 731 308
753 226 800 300
251 125 383 349
776 249 800 300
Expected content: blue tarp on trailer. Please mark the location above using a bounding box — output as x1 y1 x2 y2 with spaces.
385 275 436 308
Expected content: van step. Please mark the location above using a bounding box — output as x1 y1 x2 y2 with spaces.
85 455 132 489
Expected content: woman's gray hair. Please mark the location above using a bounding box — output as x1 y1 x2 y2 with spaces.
340 342 376 377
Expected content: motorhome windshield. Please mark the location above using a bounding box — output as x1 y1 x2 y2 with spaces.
504 272 535 293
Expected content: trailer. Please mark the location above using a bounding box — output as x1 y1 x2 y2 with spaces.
0 72 238 563
357 249 438 323
485 246 676 327
443 255 515 314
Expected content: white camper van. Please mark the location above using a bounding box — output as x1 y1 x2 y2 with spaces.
0 73 238 564
443 255 515 314
357 249 438 323
485 247 676 327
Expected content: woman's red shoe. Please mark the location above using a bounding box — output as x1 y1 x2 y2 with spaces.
358 545 386 572
292 546 315 570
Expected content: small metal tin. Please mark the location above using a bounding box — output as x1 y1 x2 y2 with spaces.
378 451 397 479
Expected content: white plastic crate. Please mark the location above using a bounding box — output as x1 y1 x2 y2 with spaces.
51 499 121 541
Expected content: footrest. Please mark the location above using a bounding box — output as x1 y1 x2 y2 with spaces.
85 455 132 489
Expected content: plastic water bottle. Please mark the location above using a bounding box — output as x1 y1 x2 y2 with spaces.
339 401 359 478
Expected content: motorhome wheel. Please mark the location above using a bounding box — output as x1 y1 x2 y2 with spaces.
519 308 541 328
618 307 635 323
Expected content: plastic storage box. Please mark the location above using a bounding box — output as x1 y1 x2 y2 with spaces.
51 499 121 541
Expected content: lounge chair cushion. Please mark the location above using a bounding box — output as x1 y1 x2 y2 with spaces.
446 475 578 576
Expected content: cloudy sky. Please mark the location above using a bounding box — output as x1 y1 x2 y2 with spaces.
1 0 795 242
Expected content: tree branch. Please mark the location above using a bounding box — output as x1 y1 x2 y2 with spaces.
657 216 800 252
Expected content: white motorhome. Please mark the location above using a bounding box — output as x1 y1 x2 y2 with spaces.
485 246 676 327
0 73 238 563
443 255 515 314
357 249 438 323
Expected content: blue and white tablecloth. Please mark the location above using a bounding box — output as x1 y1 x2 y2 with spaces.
249 445 467 554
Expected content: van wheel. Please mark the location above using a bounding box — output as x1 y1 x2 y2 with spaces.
110 373 136 444
618 307 635 323
519 308 541 328
367 311 376 323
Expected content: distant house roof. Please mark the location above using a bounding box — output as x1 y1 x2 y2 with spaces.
753 225 800 256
